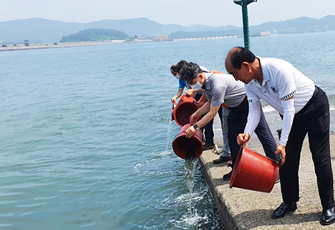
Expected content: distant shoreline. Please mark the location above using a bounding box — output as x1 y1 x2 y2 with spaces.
0 36 239 52
0 35 247 52
0 40 126 52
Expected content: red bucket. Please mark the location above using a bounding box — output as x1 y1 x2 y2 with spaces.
229 144 279 193
172 95 198 127
172 124 203 159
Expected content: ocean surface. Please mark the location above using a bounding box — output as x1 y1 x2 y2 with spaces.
1 32 335 230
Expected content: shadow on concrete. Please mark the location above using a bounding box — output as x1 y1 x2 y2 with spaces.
234 209 320 229
203 161 232 169
212 178 230 186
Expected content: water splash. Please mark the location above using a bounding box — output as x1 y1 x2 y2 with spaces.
184 159 196 216
166 119 173 152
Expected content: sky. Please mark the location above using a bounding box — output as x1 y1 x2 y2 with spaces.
0 0 334 27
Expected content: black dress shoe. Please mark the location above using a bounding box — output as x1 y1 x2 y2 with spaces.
272 202 297 219
213 156 231 164
223 170 232 181
320 207 335 225
204 143 215 150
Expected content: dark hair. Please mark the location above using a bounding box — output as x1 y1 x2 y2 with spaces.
170 60 188 74
180 62 200 83
170 65 177 72
230 47 256 69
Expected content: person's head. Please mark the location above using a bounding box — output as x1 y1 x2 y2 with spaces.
180 62 206 90
170 65 179 78
225 47 258 84
170 60 188 79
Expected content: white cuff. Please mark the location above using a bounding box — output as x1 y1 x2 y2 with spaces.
244 100 261 136
279 99 295 146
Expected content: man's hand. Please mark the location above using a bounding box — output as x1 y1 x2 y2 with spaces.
171 96 177 104
237 133 250 145
185 89 195 97
275 144 286 165
196 101 205 109
185 126 196 138
189 112 200 125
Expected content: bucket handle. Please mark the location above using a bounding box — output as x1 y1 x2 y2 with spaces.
243 142 282 165
275 154 282 166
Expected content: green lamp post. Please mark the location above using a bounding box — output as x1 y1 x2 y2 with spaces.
233 0 257 50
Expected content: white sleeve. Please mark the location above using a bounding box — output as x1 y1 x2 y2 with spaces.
244 100 261 136
279 98 295 146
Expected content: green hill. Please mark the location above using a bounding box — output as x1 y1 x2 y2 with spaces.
60 29 128 42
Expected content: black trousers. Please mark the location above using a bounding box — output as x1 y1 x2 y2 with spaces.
227 98 249 166
227 98 277 167
280 86 335 209
203 114 215 145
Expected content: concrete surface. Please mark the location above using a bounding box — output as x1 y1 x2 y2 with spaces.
199 120 335 229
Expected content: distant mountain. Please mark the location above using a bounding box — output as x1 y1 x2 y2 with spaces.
172 15 335 39
0 18 83 43
0 16 334 43
0 18 186 43
249 15 335 35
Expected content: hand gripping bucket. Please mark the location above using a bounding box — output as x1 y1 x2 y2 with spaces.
172 95 198 127
229 143 280 193
172 124 203 159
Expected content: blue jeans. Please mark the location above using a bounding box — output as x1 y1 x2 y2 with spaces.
220 107 230 157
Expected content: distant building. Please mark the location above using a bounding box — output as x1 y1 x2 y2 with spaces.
134 35 149 40
153 35 169 42
260 31 271 36
111 40 127 44
172 35 240 41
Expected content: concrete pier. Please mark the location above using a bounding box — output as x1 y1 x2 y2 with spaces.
199 122 335 229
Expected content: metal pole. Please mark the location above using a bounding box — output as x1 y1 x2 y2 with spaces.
234 0 256 50
241 4 250 49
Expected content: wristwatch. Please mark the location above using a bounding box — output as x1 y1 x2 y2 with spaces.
193 124 198 130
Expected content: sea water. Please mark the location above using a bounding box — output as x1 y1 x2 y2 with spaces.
0 32 335 229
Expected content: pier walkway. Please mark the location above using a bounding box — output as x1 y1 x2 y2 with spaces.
199 123 335 229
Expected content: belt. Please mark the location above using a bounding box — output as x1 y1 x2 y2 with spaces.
230 96 247 109
237 96 247 107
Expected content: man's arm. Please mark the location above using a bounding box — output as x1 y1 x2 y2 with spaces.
275 96 295 165
189 100 211 125
171 88 183 103
196 104 220 129
185 103 220 138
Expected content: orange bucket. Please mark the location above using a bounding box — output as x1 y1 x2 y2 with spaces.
172 124 203 159
229 144 280 193
172 95 198 127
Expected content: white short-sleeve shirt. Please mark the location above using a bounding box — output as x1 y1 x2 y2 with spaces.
245 57 315 115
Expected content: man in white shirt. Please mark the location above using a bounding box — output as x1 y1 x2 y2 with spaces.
179 62 277 180
225 47 335 226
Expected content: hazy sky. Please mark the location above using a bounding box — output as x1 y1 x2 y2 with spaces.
1 0 334 27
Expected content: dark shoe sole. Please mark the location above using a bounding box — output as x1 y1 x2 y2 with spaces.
320 218 335 226
272 206 297 219
320 208 335 225
213 157 231 164
204 145 215 150
223 172 232 181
